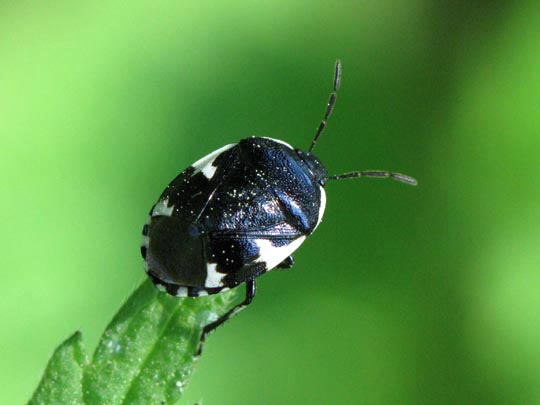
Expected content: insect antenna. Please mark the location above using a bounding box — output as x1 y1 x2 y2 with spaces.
328 170 418 186
308 59 341 153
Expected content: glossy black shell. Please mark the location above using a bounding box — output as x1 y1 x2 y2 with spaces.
141 136 327 296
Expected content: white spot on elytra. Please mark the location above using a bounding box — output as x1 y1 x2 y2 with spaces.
254 236 306 270
152 197 174 217
175 287 188 297
155 283 166 292
192 143 236 179
205 263 225 288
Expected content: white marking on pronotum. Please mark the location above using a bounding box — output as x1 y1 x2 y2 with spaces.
254 236 306 270
152 197 174 217
262 137 293 149
192 143 236 179
314 186 326 230
205 263 225 288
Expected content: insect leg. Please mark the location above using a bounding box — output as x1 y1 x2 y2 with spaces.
197 279 256 355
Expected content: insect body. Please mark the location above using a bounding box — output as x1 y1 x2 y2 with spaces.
141 61 416 351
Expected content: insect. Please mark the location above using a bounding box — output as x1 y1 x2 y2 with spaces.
141 60 417 352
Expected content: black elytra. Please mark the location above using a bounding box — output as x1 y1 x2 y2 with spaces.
141 60 417 353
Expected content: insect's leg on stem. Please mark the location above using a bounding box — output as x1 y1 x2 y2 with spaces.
197 279 256 355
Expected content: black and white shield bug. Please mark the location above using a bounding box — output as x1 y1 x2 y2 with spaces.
141 60 417 352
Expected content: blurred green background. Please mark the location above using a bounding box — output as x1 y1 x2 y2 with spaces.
2 1 540 404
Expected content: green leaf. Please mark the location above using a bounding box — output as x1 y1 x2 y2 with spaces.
82 279 239 404
29 279 241 404
29 331 88 405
